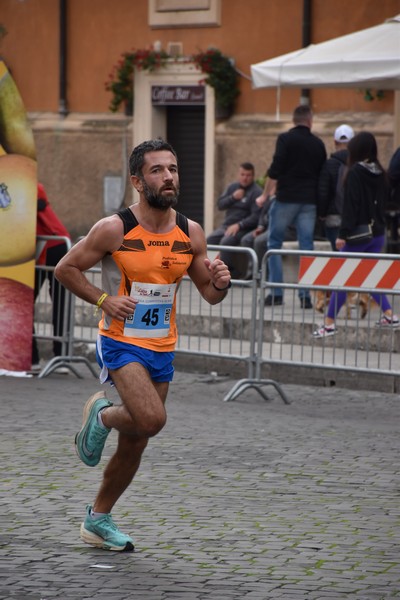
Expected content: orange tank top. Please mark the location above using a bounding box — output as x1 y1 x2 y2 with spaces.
98 208 193 351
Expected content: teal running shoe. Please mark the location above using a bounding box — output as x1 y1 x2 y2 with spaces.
80 505 135 552
75 392 113 467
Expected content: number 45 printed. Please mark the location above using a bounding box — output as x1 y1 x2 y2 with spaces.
124 283 175 339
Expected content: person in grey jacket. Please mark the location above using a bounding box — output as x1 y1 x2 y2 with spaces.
207 162 262 278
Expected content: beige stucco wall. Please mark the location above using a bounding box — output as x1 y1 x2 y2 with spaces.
30 110 396 240
31 113 134 240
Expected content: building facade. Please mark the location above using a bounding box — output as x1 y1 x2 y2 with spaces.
1 0 399 237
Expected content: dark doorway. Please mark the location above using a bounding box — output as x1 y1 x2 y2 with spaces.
166 106 205 227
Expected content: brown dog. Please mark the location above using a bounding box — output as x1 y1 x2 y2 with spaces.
314 290 372 319
346 292 373 319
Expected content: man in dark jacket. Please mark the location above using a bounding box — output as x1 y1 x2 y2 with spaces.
256 105 326 307
207 162 262 278
318 124 355 250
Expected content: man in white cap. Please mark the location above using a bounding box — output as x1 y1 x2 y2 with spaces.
318 124 355 250
315 124 354 312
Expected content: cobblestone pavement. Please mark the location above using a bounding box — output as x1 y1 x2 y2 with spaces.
1 367 399 600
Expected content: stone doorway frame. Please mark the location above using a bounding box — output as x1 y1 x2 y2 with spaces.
133 60 215 235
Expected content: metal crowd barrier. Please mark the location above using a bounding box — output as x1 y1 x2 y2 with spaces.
34 243 266 387
34 239 400 404
38 246 262 384
225 248 399 402
185 245 289 404
176 245 258 369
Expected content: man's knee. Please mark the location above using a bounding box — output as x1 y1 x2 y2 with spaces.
207 234 221 245
142 412 167 438
222 235 239 246
133 409 167 439
207 227 225 245
240 234 253 248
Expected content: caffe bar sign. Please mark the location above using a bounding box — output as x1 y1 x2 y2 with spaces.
152 85 205 105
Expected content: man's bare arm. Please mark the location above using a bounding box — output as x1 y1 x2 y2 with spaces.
55 216 137 320
186 221 231 304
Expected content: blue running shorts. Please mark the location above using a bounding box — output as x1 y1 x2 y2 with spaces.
96 335 175 385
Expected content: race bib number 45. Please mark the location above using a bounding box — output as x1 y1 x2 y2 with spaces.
124 282 176 338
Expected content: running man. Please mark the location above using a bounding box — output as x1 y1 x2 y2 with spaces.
55 139 231 551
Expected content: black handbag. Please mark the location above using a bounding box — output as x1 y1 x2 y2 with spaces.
346 222 373 246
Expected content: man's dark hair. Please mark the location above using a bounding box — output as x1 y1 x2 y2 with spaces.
240 162 255 172
129 139 178 176
293 104 312 125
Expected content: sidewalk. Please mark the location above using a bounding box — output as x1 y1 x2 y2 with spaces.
1 365 399 599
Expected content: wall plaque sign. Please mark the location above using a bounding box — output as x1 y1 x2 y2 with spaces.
151 85 205 105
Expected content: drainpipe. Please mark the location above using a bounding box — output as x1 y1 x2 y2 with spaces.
59 0 68 117
300 0 311 105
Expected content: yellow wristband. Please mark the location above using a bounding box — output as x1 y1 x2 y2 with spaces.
95 292 108 316
96 293 108 308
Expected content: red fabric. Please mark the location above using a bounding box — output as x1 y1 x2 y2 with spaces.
36 183 70 264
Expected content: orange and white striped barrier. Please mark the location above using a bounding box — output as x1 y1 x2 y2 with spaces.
298 256 400 290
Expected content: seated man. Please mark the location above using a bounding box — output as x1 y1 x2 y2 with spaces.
207 162 262 278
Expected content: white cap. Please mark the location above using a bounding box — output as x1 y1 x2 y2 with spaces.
334 124 354 143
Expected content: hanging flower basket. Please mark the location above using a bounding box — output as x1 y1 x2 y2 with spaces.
105 46 240 116
105 48 170 113
192 48 240 114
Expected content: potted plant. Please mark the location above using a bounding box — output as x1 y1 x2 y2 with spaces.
192 48 240 118
105 48 169 114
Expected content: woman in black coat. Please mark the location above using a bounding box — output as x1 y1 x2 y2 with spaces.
314 132 399 338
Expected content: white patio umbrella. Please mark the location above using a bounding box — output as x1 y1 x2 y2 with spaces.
251 15 400 90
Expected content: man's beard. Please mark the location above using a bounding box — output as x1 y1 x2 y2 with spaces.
141 178 179 211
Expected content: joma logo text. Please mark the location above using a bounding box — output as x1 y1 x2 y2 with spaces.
147 240 170 246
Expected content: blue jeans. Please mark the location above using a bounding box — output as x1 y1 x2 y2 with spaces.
267 201 316 299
